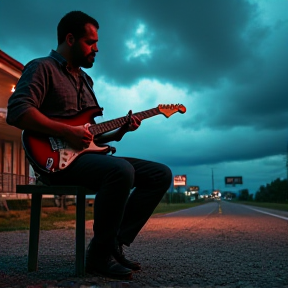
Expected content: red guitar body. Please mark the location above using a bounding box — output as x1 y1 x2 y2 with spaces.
22 107 107 174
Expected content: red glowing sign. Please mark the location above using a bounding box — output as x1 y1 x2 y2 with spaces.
174 175 187 186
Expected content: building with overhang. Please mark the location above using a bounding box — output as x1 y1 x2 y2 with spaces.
0 50 31 200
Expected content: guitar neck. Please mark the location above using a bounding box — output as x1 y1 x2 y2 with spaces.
88 107 160 136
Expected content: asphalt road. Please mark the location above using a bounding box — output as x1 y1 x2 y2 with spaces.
0 201 288 288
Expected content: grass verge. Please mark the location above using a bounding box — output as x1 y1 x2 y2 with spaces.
234 200 288 212
0 206 94 232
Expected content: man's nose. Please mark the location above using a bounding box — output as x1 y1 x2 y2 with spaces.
92 44 98 52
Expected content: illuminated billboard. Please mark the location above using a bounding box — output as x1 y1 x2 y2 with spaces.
189 186 199 191
173 175 187 186
225 176 243 185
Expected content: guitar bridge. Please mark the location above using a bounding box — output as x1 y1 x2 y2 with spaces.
49 137 65 151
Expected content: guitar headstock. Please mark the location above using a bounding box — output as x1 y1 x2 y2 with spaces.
158 104 186 118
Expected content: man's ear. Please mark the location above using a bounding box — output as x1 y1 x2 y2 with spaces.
66 33 75 46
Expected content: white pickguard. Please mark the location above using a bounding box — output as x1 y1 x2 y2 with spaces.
58 141 109 170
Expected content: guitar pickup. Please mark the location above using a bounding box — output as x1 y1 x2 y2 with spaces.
49 137 65 150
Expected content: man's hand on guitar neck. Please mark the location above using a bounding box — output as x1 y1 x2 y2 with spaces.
116 113 141 140
124 111 141 132
94 113 141 144
129 113 141 131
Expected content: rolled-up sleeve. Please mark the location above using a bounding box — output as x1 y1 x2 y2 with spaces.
6 59 49 125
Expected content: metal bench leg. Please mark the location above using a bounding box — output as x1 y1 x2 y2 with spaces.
28 193 42 272
75 193 86 276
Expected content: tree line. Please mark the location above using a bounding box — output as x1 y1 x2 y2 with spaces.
239 178 288 203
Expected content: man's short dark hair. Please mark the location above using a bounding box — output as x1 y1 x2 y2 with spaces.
57 11 100 45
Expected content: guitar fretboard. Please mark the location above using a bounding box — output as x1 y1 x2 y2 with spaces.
88 107 159 136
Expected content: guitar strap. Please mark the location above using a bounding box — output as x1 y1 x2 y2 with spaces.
81 72 103 116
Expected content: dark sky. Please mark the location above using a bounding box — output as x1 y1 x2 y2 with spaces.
1 0 287 193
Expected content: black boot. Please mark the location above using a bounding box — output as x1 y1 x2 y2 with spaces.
112 241 141 271
85 238 132 279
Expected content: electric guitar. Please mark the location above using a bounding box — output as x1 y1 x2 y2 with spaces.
22 104 186 173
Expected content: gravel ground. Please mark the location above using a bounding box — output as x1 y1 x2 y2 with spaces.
0 202 288 288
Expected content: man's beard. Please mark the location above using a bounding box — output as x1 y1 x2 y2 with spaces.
81 54 95 68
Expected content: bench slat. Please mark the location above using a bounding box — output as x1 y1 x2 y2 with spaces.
16 185 95 195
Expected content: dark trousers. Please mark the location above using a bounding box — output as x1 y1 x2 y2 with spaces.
46 153 172 247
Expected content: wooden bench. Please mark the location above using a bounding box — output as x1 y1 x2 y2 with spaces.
16 184 95 276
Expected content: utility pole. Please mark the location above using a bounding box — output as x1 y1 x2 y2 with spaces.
286 142 288 200
286 142 288 181
211 168 214 192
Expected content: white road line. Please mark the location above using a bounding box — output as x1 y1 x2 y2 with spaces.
246 207 288 221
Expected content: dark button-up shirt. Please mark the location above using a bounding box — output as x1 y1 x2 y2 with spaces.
6 50 101 125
